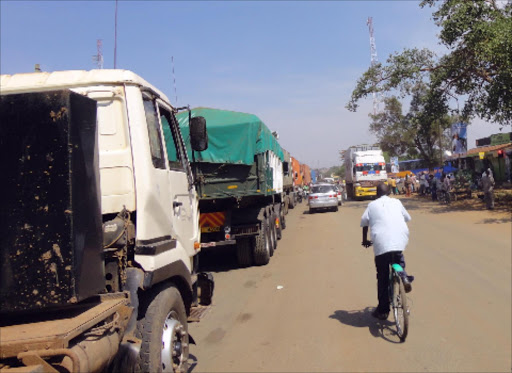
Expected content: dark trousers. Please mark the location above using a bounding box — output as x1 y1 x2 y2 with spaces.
431 187 437 201
374 251 406 313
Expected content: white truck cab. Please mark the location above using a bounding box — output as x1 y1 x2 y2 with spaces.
1 70 200 275
344 145 388 200
0 69 211 373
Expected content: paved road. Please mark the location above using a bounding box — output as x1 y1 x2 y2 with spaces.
189 197 511 372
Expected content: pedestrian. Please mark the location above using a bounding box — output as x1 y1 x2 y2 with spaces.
429 174 438 201
419 172 427 196
505 151 511 183
360 182 414 320
481 168 495 210
404 174 412 197
411 173 418 193
388 177 397 195
443 173 452 203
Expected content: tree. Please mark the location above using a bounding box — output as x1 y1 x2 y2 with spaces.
347 0 512 126
369 84 454 168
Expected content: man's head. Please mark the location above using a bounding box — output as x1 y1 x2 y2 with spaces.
376 182 390 197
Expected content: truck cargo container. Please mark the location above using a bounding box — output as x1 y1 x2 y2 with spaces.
175 108 285 268
301 164 312 185
291 156 302 186
282 148 296 211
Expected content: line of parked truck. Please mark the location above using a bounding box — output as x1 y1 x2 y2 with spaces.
0 69 312 373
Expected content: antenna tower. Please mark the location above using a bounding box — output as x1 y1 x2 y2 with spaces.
92 39 104 69
172 56 178 104
367 17 380 116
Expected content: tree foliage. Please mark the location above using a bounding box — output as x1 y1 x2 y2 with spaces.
370 84 454 168
347 0 512 126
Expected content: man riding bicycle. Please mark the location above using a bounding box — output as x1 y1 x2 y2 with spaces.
361 182 414 320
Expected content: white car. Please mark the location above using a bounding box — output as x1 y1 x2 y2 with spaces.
308 183 339 213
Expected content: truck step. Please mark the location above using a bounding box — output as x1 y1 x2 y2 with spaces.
188 305 211 323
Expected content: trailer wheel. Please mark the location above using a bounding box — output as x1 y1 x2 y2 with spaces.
236 238 253 268
280 207 286 230
253 216 271 265
270 213 278 254
136 285 189 373
288 195 295 209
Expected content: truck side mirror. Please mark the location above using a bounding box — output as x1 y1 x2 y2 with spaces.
190 116 208 151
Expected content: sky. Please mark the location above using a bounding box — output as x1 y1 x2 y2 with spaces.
1 0 505 168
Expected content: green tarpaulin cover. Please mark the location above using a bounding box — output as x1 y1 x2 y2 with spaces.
174 108 284 165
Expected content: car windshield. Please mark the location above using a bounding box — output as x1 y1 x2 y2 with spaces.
311 185 335 194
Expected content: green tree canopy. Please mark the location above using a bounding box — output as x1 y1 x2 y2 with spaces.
347 0 512 126
370 84 454 168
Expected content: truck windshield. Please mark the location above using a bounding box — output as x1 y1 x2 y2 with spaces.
355 163 385 172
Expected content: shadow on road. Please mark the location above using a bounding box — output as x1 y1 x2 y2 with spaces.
329 307 403 344
187 353 198 373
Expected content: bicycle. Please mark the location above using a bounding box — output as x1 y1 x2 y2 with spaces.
388 261 410 341
363 242 410 342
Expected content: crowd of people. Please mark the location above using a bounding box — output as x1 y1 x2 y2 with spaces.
387 169 496 209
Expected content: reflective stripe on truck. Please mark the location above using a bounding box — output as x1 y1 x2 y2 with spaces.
199 212 226 233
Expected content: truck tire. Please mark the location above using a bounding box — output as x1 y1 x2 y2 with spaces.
253 216 271 265
236 238 253 268
136 285 189 373
288 195 295 209
270 213 278 253
280 207 286 230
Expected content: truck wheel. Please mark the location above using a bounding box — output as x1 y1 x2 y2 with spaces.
288 195 295 209
136 285 189 373
253 216 271 265
236 238 253 268
270 213 278 254
280 207 286 230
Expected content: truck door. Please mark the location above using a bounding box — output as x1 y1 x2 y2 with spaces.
157 102 199 257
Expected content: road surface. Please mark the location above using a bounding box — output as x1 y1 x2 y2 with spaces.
189 196 511 372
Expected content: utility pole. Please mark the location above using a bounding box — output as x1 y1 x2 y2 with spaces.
114 0 118 68
367 17 381 116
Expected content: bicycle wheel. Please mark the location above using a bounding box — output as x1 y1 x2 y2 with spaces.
391 274 409 341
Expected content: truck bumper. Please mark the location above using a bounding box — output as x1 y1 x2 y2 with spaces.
201 240 236 248
0 293 132 373
355 186 377 197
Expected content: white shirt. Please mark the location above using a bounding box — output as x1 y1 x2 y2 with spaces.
360 196 412 256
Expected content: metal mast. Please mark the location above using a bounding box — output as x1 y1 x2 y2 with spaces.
92 39 104 69
367 17 380 116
